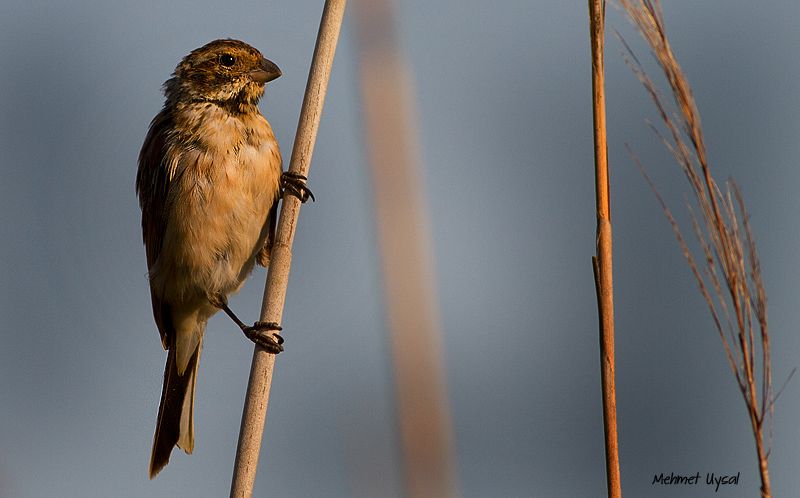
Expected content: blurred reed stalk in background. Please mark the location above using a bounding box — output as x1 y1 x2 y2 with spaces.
352 1 458 497
618 2 790 497
587 1 622 497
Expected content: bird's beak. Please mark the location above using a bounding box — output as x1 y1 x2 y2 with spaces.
250 58 281 84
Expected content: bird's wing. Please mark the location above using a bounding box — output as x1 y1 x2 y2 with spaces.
256 199 278 267
136 109 177 350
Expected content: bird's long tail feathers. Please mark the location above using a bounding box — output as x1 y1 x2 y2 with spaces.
149 339 202 479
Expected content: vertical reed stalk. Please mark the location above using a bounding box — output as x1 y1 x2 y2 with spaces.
229 2 346 496
588 1 622 497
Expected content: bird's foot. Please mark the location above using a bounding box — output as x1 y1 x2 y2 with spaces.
243 321 284 354
281 171 315 203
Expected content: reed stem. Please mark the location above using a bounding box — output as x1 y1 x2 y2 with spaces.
588 1 622 496
229 2 347 496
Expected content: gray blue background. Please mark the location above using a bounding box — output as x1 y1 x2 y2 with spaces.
1 1 799 497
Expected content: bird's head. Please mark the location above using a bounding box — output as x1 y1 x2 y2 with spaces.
164 39 281 110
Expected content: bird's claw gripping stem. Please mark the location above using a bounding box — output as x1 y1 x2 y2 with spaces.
281 171 315 203
243 321 284 354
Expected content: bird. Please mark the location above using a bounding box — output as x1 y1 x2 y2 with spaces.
136 38 312 479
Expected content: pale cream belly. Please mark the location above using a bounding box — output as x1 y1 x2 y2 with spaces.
150 152 280 305
152 193 271 304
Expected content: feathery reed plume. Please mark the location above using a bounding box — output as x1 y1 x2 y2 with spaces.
617 2 789 496
587 1 622 497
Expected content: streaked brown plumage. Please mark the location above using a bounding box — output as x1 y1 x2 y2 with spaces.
136 39 285 478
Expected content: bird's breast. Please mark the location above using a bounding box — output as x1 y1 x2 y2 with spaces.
154 105 282 301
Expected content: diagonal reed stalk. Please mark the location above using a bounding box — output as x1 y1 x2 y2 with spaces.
229 2 346 496
587 1 622 497
617 2 791 497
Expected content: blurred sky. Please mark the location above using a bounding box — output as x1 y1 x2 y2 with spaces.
1 1 799 497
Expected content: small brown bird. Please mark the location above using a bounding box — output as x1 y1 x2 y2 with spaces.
137 39 311 478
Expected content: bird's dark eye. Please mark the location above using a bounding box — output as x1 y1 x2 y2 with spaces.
219 54 236 67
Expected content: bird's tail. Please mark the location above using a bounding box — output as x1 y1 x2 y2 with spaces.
148 337 203 479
